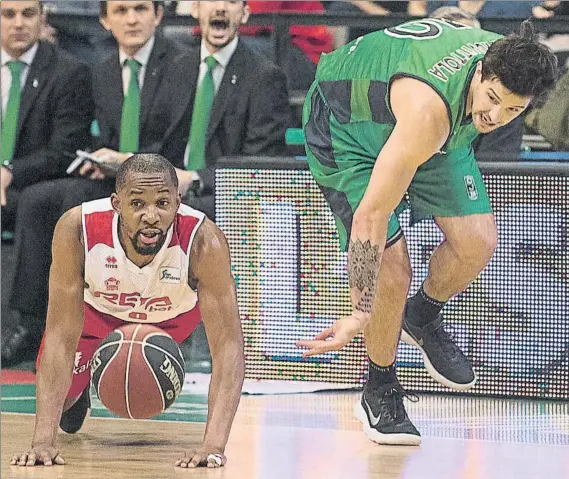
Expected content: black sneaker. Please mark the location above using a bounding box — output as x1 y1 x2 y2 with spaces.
60 385 91 434
354 383 421 446
401 308 476 390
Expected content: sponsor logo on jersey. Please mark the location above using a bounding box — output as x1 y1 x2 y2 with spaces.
93 291 173 312
159 267 181 284
106 256 118 269
105 277 120 291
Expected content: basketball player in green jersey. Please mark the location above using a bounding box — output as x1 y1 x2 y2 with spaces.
298 19 557 445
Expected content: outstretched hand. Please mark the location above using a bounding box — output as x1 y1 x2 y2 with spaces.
175 446 227 468
11 443 65 467
296 315 366 357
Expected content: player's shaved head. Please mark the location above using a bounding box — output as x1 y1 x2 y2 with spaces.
115 154 178 193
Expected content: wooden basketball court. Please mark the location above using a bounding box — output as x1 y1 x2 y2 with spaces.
2 391 568 479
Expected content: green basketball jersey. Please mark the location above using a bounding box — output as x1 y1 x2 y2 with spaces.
313 18 502 151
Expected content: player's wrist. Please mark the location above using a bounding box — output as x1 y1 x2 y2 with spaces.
351 310 370 329
201 439 226 453
31 436 57 448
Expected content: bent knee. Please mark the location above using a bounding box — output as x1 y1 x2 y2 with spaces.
449 217 498 265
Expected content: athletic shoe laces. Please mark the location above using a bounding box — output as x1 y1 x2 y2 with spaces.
379 387 419 420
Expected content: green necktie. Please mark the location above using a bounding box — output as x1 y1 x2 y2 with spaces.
1 61 25 164
119 59 142 153
186 55 217 170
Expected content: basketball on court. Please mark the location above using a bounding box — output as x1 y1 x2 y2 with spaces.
90 324 185 419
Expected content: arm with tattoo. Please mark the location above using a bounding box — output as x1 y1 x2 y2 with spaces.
348 238 381 318
297 77 449 356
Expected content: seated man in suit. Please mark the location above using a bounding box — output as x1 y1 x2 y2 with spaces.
2 1 189 367
174 0 292 220
0 0 93 233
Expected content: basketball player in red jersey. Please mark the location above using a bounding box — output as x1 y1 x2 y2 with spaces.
11 154 244 469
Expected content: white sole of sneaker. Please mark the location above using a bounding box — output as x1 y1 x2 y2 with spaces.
400 329 477 391
353 402 422 446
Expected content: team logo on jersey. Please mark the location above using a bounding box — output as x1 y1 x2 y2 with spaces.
93 291 173 312
159 267 181 284
105 277 120 291
106 256 118 269
464 175 479 200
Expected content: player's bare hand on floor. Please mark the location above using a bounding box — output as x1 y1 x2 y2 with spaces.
297 315 365 357
176 446 226 468
11 443 65 467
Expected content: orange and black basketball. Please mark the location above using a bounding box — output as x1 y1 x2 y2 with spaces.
91 324 185 419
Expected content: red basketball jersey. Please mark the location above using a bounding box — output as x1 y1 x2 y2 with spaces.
81 198 205 324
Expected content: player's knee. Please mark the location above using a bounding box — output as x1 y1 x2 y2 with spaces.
382 236 412 289
452 220 498 268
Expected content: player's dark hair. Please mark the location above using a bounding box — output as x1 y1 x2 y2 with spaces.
116 154 178 192
100 1 164 17
482 20 557 101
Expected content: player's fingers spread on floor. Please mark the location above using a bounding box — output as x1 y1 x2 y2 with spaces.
188 453 204 468
10 454 21 465
176 456 191 468
40 452 54 466
54 454 65 465
206 453 225 468
25 453 36 467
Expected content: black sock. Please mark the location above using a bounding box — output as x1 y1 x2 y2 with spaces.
406 284 445 327
368 358 397 387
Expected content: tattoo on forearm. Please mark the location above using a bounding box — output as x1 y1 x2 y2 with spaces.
348 239 381 314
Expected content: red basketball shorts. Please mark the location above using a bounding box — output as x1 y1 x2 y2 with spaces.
36 303 201 398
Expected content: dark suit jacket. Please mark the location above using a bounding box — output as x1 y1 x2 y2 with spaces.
91 35 186 168
165 39 291 192
10 41 94 189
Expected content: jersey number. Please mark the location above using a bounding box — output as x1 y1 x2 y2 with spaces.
385 19 470 41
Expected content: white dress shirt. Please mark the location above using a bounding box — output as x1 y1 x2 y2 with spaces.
118 35 155 95
1 43 39 117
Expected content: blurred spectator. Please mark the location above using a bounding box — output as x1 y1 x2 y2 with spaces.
525 67 569 150
43 1 115 65
2 0 189 367
421 1 560 19
325 1 416 41
239 1 333 90
429 5 525 156
173 0 291 220
430 5 480 27
1 0 94 366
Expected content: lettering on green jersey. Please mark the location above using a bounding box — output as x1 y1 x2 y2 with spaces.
428 41 494 83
